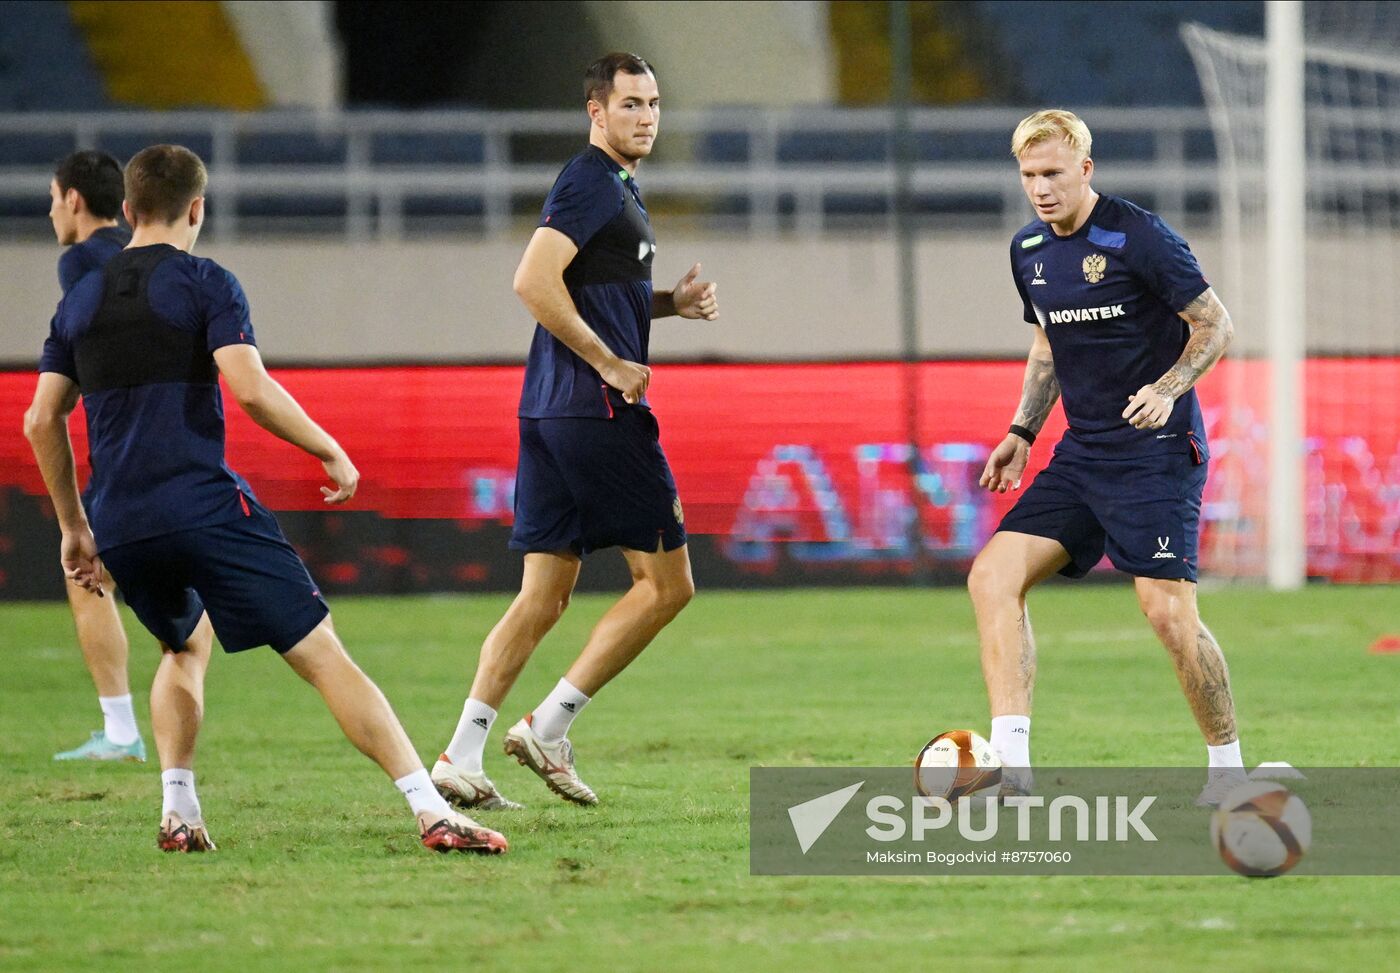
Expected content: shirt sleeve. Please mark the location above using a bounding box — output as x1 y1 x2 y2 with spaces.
38 308 77 380
538 161 625 250
202 264 257 352
56 247 92 294
1011 242 1038 325
1134 215 1210 313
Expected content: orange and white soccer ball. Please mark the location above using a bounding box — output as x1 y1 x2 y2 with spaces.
914 729 1002 801
1210 781 1312 878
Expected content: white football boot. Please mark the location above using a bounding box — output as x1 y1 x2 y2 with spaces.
502 715 599 806
430 754 524 811
997 767 1034 800
1195 768 1249 808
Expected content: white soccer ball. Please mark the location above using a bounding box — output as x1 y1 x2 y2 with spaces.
1210 781 1312 878
914 729 1003 801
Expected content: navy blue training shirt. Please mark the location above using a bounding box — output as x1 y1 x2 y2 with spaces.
39 244 260 551
1010 194 1211 459
58 225 131 293
519 145 656 419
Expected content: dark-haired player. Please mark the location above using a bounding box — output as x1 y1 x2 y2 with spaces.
25 144 506 854
968 110 1245 806
46 150 145 763
433 53 718 809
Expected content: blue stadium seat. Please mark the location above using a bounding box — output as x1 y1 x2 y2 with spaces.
694 130 751 164
913 130 1010 162
232 195 348 218
98 131 215 164
973 0 1265 107
777 131 889 164
371 132 485 166
0 1 109 111
0 132 77 166
237 131 347 167
401 195 486 217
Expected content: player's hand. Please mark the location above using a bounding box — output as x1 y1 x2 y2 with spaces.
321 450 359 504
979 435 1030 494
600 357 652 405
1123 384 1175 430
672 263 719 321
60 528 105 597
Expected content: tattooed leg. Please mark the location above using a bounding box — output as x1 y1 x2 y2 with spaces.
1135 577 1238 745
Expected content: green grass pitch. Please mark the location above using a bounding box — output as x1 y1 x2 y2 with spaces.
2 584 1399 971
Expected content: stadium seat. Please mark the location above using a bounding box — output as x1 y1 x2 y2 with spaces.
237 130 347 167
371 132 486 167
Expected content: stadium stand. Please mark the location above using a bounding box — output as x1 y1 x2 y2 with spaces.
0 1 109 111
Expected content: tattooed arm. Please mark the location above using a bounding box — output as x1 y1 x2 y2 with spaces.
980 326 1059 493
1012 325 1060 435
1123 287 1235 430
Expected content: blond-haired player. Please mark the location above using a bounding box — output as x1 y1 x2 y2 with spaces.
969 110 1244 805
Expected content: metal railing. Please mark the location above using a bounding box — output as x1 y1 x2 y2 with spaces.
0 107 1219 240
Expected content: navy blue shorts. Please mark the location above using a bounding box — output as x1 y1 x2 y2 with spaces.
996 448 1207 581
102 497 329 653
510 408 687 556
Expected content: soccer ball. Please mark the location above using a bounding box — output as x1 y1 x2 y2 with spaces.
914 729 1003 801
1210 781 1312 878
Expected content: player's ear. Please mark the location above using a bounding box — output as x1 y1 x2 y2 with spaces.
1082 156 1094 181
587 97 605 126
189 196 205 228
121 199 134 228
65 187 83 215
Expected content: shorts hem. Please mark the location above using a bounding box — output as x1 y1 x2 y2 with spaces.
221 602 329 654
508 538 584 556
993 525 1092 579
1119 566 1199 583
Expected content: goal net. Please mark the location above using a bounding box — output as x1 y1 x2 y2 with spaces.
1183 2 1400 583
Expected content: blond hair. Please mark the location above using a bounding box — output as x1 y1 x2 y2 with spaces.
1011 109 1092 161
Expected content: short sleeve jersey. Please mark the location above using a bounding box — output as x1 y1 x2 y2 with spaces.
518 146 656 419
1010 194 1211 459
39 244 260 551
57 225 131 293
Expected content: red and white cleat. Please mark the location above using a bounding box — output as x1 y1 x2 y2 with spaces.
158 812 217 853
418 811 508 855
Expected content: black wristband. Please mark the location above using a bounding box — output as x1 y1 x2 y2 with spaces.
1008 424 1036 446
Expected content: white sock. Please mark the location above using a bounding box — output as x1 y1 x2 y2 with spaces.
395 768 452 818
99 694 140 746
161 768 202 822
990 715 1032 767
531 678 590 743
1207 740 1244 770
443 698 496 773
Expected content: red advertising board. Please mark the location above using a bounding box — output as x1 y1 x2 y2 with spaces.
2 360 1397 589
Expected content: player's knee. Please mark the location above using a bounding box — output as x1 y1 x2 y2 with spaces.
649 574 694 617
1139 596 1193 644
536 591 571 625
672 575 696 612
966 556 1017 606
515 579 572 626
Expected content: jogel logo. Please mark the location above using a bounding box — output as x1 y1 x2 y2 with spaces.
638 240 656 262
1083 253 1107 283
1153 536 1176 560
673 496 685 526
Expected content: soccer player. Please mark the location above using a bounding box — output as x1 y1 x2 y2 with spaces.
969 110 1243 806
46 150 146 763
432 53 718 809
24 144 506 854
